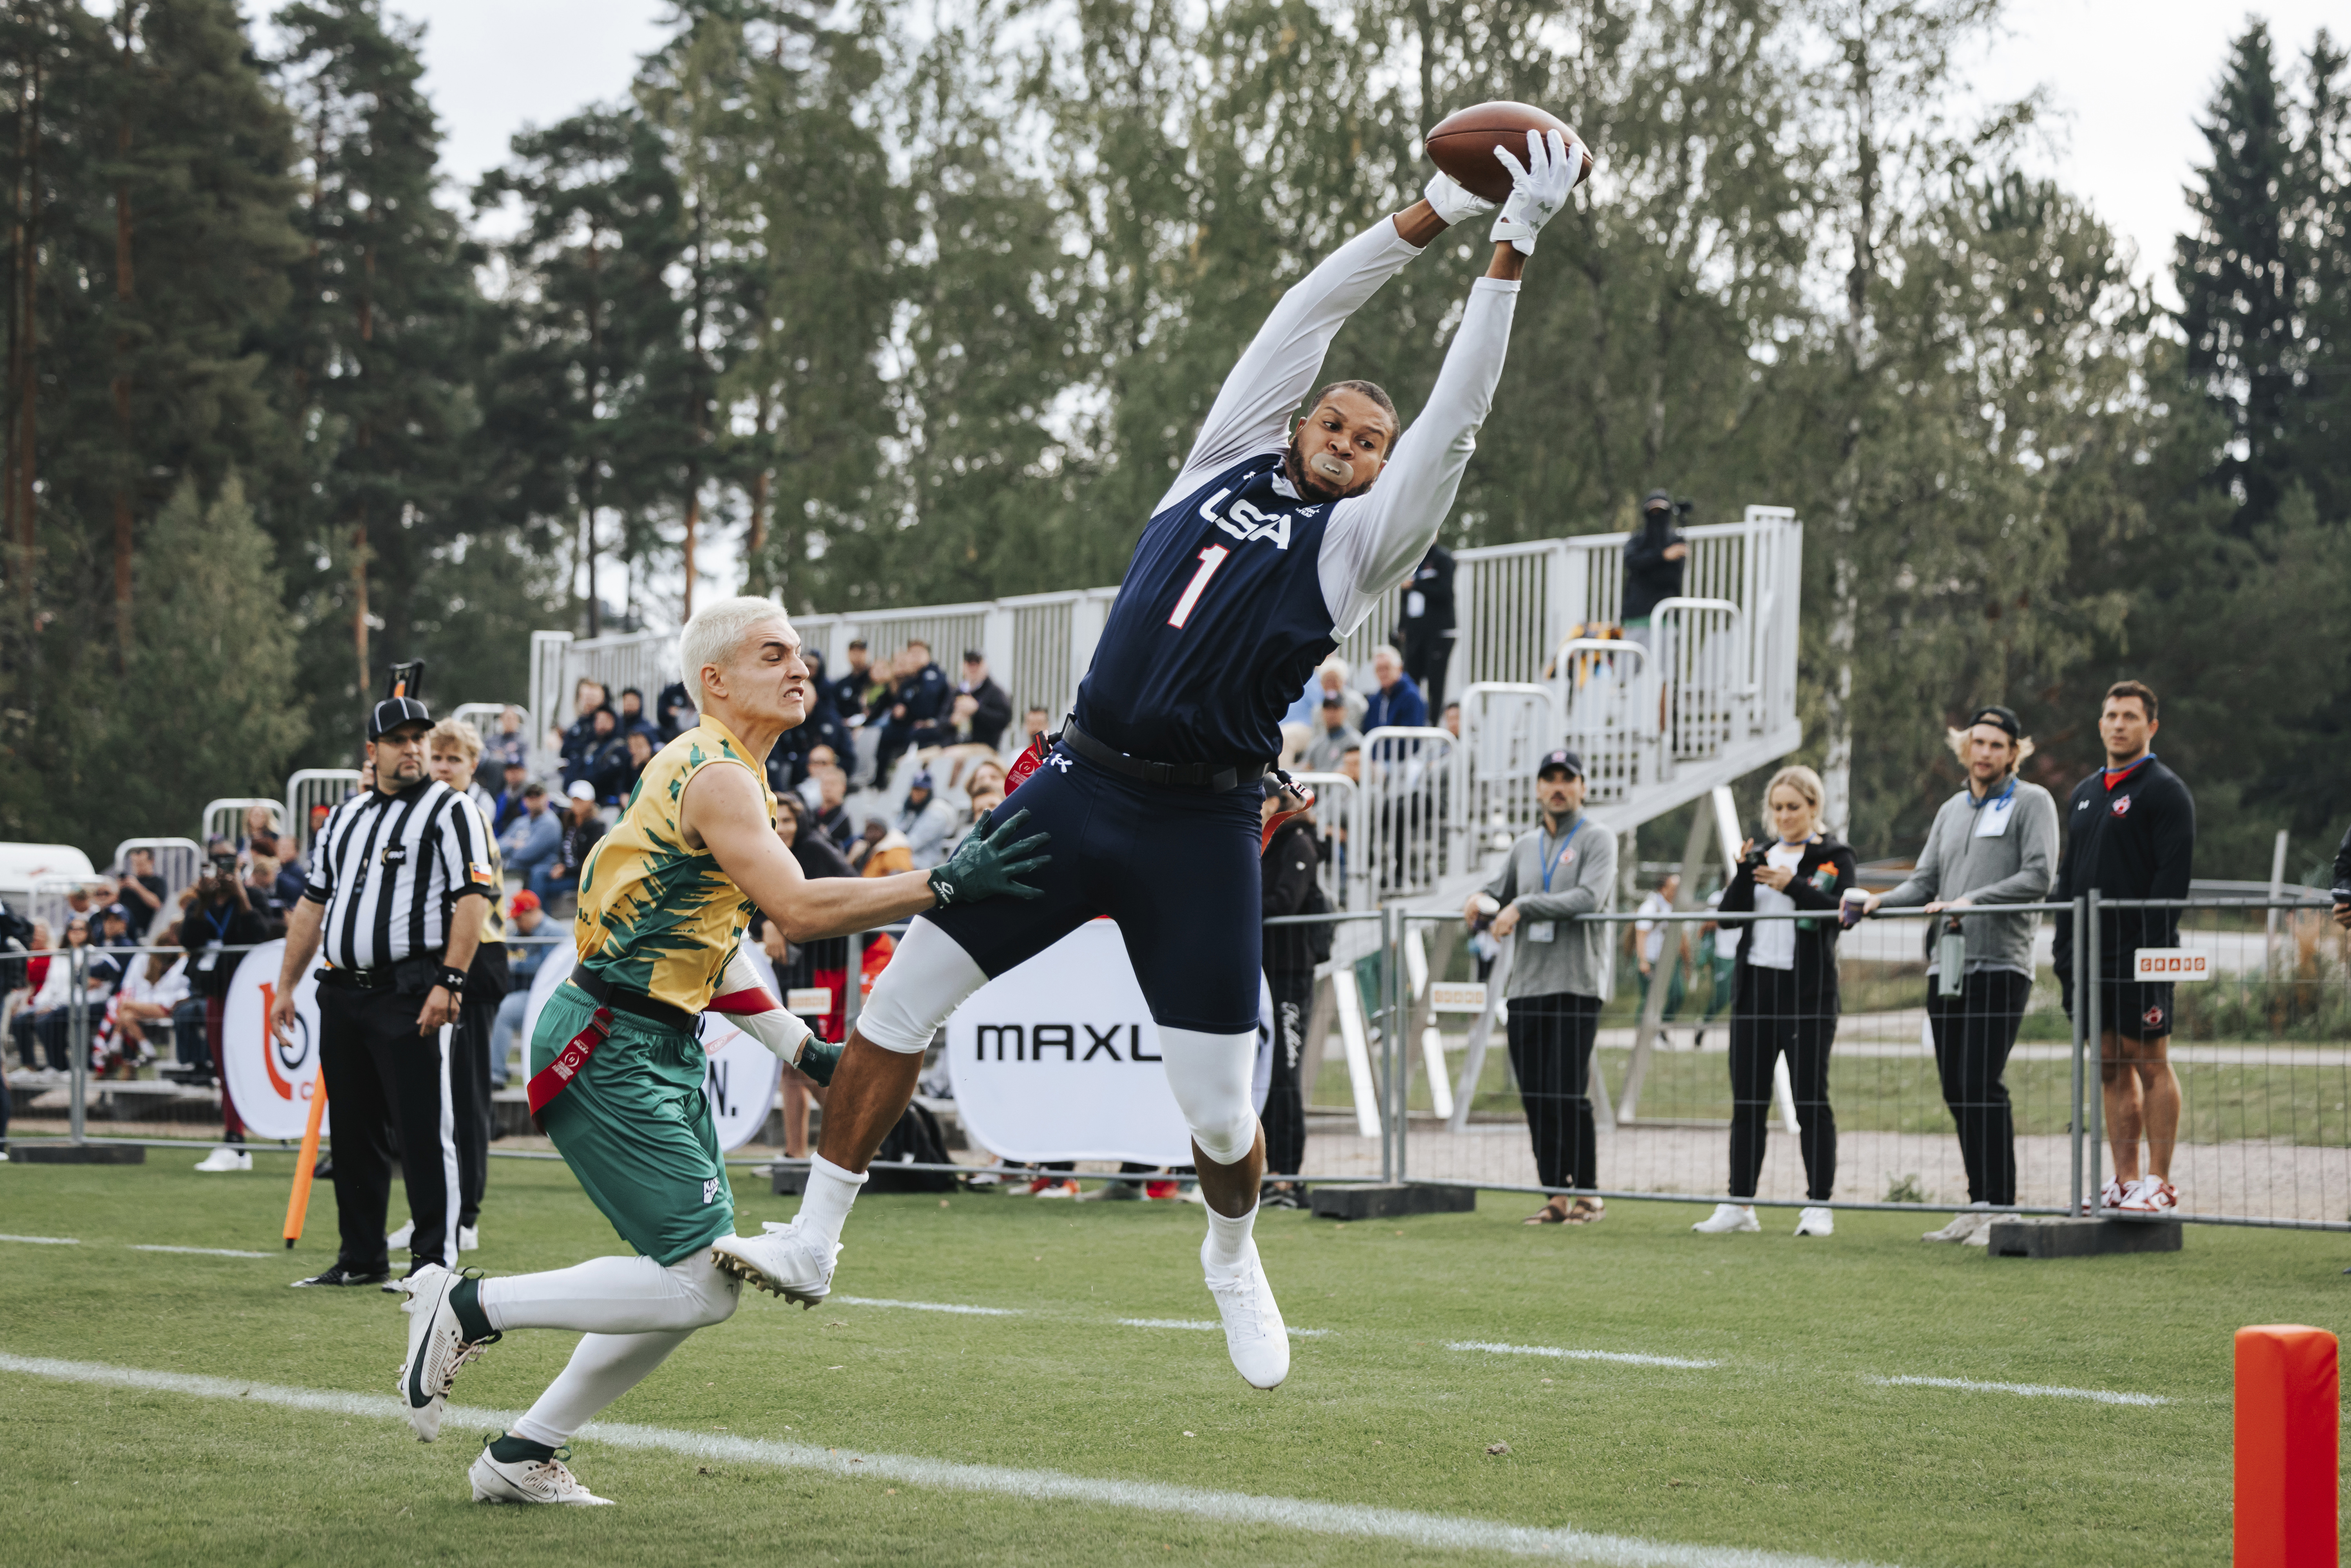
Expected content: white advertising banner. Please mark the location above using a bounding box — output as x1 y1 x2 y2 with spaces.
218 939 329 1143
945 919 1199 1166
522 942 782 1152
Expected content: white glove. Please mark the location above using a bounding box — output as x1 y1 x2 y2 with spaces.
1489 128 1585 255
1422 168 1495 227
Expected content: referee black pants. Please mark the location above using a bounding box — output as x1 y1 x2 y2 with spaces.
1505 992 1603 1192
450 990 500 1230
1925 969 2029 1207
318 984 457 1274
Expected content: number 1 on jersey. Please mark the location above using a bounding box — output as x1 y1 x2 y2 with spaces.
1166 545 1230 630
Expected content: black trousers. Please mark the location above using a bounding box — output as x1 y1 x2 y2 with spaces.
317 983 456 1273
450 989 500 1230
1264 967 1314 1176
1728 965 1838 1201
1505 991 1603 1191
1926 968 2029 1206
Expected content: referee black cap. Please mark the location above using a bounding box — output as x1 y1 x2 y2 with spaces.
368 695 433 740
1965 704 2021 739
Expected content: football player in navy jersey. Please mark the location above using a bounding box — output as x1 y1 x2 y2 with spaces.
712 129 1587 1388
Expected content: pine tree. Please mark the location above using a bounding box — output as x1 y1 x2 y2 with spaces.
272 0 491 723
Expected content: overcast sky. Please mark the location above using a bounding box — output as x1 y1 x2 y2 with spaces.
391 0 2342 313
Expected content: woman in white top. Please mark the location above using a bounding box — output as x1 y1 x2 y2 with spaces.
112 941 192 1072
1692 766 1858 1237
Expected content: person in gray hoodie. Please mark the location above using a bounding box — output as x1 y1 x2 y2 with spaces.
1464 749 1617 1225
1851 705 2057 1244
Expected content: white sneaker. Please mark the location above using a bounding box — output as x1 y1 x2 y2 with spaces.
1963 1220 1994 1247
2117 1177 2178 1215
1922 1207 1990 1244
458 1225 480 1253
1202 1237 1289 1389
386 1220 415 1248
193 1146 251 1173
469 1442 614 1506
710 1216 838 1308
395 1263 495 1443
1691 1203 1759 1233
1794 1206 1835 1237
2097 1178 2126 1212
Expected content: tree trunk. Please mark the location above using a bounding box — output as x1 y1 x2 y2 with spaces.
351 511 369 696
746 389 771 596
583 238 603 636
112 22 135 672
1820 20 1880 844
13 51 38 612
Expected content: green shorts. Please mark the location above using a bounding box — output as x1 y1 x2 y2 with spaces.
530 980 734 1266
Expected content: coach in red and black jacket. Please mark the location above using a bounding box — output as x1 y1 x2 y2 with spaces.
2050 679 2194 1215
2051 682 2195 1028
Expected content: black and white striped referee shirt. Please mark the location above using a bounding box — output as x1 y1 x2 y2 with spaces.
301 778 496 970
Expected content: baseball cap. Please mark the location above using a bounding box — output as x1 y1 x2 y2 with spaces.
1966 704 2021 738
909 769 935 791
1320 692 1345 708
1537 748 1585 779
566 780 595 802
509 889 540 916
962 649 985 664
102 904 130 922
1641 488 1672 514
368 695 432 740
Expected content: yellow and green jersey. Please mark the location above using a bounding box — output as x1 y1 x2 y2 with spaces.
573 716 774 1014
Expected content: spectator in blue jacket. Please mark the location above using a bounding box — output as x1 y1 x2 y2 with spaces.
1363 644 1429 735
556 679 610 775
500 782 562 892
873 640 949 783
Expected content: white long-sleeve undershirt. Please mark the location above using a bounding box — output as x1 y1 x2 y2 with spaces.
1156 217 1521 639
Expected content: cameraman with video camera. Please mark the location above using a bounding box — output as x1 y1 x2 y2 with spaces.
186 839 270 1172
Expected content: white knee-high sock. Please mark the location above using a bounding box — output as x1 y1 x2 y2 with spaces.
507 1329 691 1448
797 1154 867 1249
480 1251 741 1336
1204 1202 1258 1271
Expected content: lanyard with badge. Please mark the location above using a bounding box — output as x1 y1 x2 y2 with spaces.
1523 817 1584 944
1940 776 2018 994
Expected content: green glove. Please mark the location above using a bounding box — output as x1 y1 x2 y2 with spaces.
929 807 1051 907
796 1037 843 1088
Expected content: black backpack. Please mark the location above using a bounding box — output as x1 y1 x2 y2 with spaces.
866 1101 958 1192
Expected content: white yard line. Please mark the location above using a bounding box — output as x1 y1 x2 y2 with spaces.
0 1234 80 1245
0 1352 1894 1568
1870 1375 2168 1407
128 1245 270 1259
1449 1341 1719 1370
1119 1318 1331 1338
836 1296 1022 1316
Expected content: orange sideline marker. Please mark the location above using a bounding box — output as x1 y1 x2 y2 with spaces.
2235 1324 2337 1567
282 1081 329 1250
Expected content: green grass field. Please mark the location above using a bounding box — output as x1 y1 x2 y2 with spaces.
2 1150 2345 1566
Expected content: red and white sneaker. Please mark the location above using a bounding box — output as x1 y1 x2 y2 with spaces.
1029 1178 1080 1199
2095 1179 2126 1212
2117 1177 2177 1215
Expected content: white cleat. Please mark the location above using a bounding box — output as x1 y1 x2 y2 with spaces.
458 1224 480 1253
1691 1202 1759 1233
386 1219 414 1248
1794 1206 1835 1237
193 1146 251 1173
1922 1208 1990 1244
469 1442 614 1506
395 1263 496 1442
1203 1236 1289 1390
710 1216 838 1308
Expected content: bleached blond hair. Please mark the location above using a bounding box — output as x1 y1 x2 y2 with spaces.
1945 726 2035 768
679 596 792 705
426 717 484 764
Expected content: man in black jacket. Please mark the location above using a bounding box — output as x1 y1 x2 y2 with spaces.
874 641 949 784
1620 491 1687 643
938 651 1013 751
2052 680 2195 1216
1393 542 1456 708
1260 783 1326 1204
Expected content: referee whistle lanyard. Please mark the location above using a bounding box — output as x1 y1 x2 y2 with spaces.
1538 814 1585 893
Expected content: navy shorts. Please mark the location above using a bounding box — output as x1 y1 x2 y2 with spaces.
921 746 1264 1034
2098 978 2173 1041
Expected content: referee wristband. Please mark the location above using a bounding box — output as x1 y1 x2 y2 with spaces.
436 965 469 996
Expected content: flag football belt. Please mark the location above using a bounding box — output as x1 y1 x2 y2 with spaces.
526 970 696 1117
1060 721 1267 794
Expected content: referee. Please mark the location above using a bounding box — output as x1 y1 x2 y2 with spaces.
273 694 494 1289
